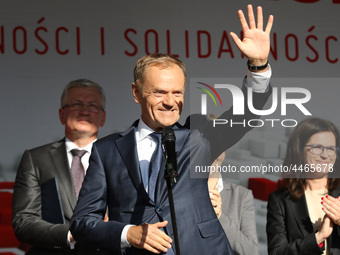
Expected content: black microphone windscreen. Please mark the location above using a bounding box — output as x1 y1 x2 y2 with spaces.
162 126 176 144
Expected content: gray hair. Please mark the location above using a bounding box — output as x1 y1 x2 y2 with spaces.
60 79 106 110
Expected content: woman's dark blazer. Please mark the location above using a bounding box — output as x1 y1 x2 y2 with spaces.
266 187 340 255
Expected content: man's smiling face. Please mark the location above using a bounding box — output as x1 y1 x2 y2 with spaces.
132 64 185 132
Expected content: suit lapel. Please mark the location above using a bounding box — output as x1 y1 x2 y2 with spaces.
50 139 77 210
290 188 340 237
330 187 340 198
287 187 340 251
116 122 190 205
115 124 151 204
287 194 314 236
220 180 232 201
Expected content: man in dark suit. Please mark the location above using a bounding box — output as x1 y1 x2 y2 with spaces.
12 79 107 255
70 5 274 255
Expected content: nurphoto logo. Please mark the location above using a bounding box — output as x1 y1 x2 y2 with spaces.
195 82 312 128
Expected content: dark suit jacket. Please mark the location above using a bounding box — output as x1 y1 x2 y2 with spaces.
12 139 107 255
267 187 340 255
219 181 258 255
70 86 271 255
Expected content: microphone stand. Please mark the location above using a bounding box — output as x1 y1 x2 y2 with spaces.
164 167 180 255
162 127 181 255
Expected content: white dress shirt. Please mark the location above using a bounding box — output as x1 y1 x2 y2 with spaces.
135 120 159 192
65 138 94 172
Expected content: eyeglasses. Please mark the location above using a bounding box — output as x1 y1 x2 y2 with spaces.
62 101 104 113
305 144 339 157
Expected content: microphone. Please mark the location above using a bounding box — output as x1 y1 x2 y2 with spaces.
162 126 178 185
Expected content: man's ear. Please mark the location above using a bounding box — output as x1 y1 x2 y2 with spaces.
59 108 65 125
100 111 106 127
132 82 141 104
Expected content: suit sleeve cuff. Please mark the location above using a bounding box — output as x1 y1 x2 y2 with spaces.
244 64 272 93
121 224 134 249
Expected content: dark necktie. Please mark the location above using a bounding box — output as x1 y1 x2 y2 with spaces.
70 149 86 200
148 132 162 202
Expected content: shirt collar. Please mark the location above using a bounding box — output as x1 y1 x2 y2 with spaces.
65 137 95 153
135 118 155 142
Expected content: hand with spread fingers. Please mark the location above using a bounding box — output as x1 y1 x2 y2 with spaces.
230 4 274 68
